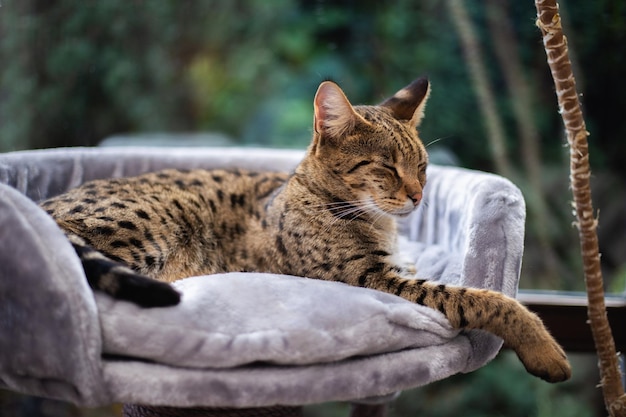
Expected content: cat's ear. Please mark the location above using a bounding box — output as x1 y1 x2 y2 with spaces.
313 81 364 140
380 77 431 127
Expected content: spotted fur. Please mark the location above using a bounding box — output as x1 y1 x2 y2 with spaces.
41 77 571 383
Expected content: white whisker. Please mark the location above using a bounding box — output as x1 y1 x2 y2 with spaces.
308 199 368 209
425 135 452 148
307 195 399 234
318 199 380 234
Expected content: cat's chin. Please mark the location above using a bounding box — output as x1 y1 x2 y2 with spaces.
372 201 416 219
388 208 416 218
368 204 413 219
393 211 414 219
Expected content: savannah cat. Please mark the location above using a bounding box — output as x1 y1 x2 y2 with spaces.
40 77 571 383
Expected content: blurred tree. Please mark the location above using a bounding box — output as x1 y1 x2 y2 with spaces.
0 1 197 149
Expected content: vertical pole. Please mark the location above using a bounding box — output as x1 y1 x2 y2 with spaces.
534 1 626 415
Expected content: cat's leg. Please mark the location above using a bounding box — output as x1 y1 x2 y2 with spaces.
363 272 571 383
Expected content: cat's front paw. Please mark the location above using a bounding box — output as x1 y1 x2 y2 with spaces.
516 336 572 383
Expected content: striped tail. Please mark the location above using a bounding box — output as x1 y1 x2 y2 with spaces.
67 234 181 308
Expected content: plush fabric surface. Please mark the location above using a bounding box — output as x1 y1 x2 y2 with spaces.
0 147 525 408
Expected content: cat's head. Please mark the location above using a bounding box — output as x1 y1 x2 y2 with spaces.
305 77 430 218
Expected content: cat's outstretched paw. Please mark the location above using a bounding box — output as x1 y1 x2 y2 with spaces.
516 337 572 383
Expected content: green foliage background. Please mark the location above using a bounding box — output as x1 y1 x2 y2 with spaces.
3 0 625 289
1 1 624 416
2 0 625 173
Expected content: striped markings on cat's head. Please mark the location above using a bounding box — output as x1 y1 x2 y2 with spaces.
309 77 430 219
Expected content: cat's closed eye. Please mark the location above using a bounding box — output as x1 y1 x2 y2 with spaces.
346 160 372 173
381 163 401 181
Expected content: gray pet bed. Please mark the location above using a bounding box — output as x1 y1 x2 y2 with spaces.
0 147 525 408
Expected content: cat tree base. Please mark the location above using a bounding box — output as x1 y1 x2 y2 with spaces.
122 404 388 417
122 404 304 417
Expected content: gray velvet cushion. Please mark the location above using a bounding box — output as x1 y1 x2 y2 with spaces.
0 147 525 408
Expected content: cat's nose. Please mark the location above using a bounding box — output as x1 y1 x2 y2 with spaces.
409 192 422 206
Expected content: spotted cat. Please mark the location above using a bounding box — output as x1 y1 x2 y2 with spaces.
41 77 571 383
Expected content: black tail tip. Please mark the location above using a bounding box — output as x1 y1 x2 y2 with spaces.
135 284 181 308
116 275 182 308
